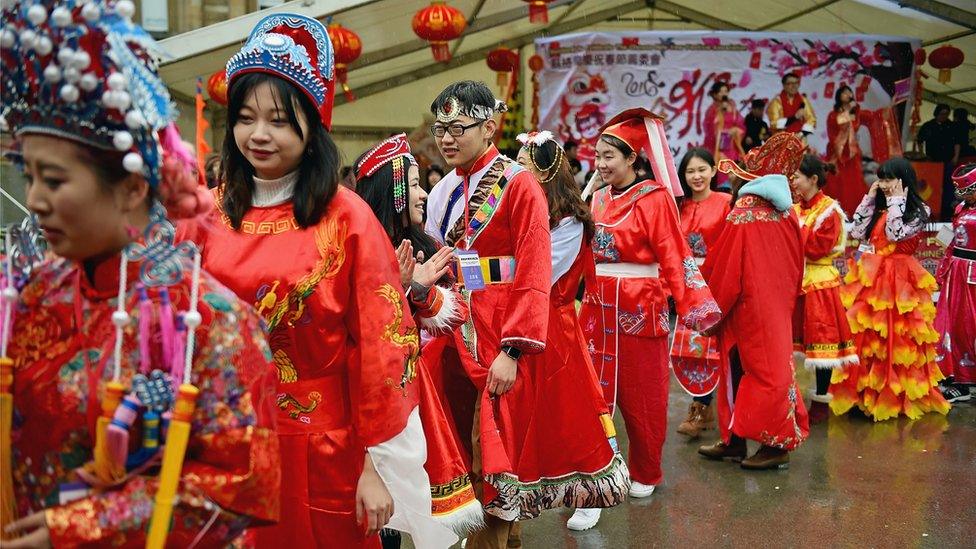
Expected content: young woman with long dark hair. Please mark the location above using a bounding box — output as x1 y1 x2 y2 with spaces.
179 14 452 548
516 131 627 533
833 158 950 420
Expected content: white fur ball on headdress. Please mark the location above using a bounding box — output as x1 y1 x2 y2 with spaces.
516 130 556 147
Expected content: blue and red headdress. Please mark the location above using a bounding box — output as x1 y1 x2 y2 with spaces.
226 13 336 130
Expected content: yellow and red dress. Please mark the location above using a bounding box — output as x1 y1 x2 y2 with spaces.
181 185 450 548
7 254 279 547
832 195 950 420
792 192 859 369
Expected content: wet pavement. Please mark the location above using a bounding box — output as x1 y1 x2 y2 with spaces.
420 366 976 548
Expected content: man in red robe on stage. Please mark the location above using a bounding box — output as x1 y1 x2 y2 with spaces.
767 72 817 137
698 132 811 470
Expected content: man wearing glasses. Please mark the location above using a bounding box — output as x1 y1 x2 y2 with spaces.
422 81 557 547
767 72 817 137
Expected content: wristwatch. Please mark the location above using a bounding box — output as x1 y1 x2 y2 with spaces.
501 345 522 361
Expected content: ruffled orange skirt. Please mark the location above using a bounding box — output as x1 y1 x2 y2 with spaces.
830 253 950 421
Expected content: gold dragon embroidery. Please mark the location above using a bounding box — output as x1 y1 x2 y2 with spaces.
256 219 348 383
277 391 322 420
376 283 420 396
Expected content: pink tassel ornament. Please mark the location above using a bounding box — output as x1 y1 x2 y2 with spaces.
106 393 141 472
158 288 175 369
137 285 153 374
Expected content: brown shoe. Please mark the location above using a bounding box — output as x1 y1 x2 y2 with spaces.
741 445 789 470
697 436 746 462
677 401 714 438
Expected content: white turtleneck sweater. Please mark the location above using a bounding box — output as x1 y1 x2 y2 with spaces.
251 171 298 207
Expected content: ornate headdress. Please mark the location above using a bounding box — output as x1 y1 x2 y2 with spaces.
355 133 417 213
952 163 976 198
1 0 180 187
435 96 507 124
717 132 805 182
226 13 336 130
516 130 562 185
599 108 683 197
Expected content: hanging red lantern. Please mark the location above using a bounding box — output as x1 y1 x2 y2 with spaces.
487 47 519 92
206 69 227 106
528 54 544 131
523 0 555 24
412 2 466 63
327 21 362 101
913 48 926 66
928 44 964 84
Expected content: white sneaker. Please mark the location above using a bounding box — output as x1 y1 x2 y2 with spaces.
566 508 601 531
629 481 656 498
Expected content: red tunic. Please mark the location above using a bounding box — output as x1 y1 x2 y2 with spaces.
580 181 721 408
767 91 816 134
792 192 858 369
679 192 732 259
703 189 809 450
180 187 419 547
8 255 279 547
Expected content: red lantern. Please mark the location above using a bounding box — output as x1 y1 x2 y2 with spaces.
487 47 519 92
206 69 227 106
412 2 466 63
528 55 544 131
527 54 544 72
928 44 964 84
913 48 926 67
327 22 362 101
523 0 554 24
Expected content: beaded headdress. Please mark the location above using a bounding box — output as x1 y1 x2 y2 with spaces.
1 0 178 187
435 96 507 124
516 130 562 185
226 13 336 130
355 133 417 213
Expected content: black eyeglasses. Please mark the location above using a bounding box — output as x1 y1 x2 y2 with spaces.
429 120 484 138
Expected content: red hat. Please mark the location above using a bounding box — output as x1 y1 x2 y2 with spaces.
600 108 683 197
717 132 805 181
226 14 336 129
355 133 416 213
952 163 976 196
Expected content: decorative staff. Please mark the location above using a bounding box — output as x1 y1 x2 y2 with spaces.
1 232 18 538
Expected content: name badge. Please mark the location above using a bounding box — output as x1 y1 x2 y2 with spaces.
455 249 486 291
854 241 874 261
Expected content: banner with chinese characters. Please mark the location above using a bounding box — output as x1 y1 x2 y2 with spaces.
534 32 919 168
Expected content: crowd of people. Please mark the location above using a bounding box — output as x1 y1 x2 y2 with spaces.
1 2 974 548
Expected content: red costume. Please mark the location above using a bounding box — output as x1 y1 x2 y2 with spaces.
181 15 453 548
8 255 280 547
706 134 809 451
792 192 859 370
702 103 745 185
671 192 732 395
934 166 976 386
825 109 872 216
767 91 816 135
424 143 627 523
579 110 721 486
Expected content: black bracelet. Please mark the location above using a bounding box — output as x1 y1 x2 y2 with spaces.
501 345 522 360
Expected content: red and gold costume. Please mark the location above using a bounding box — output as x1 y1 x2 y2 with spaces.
833 194 950 420
767 91 816 135
792 191 859 371
424 143 626 526
579 110 721 486
671 192 732 396
180 14 454 548
8 255 279 547
706 133 810 450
